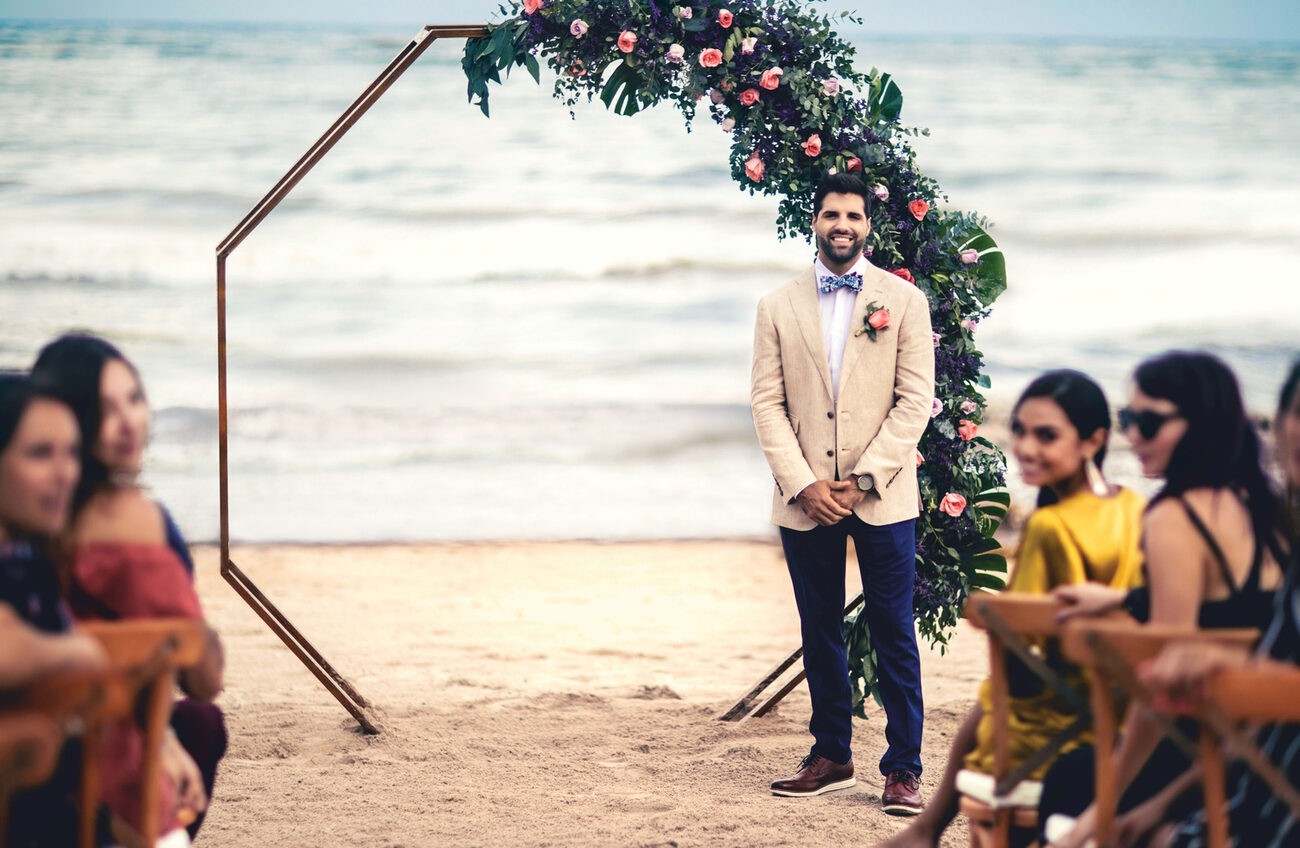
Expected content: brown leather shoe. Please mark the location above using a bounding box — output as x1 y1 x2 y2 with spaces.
770 753 855 797
881 769 923 815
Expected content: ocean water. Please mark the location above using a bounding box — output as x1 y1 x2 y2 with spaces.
1 22 1297 542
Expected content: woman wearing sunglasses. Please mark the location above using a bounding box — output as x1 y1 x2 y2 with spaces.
1045 351 1290 848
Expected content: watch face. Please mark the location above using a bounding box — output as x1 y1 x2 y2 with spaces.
858 474 874 491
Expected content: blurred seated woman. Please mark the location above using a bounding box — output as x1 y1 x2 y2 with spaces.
32 334 225 839
0 372 109 846
1046 351 1290 848
874 369 1145 848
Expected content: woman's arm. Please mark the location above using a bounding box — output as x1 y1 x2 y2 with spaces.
0 604 109 688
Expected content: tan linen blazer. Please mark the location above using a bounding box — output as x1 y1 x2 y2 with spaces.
751 263 935 530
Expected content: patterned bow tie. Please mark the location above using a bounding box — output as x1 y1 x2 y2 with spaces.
818 272 863 294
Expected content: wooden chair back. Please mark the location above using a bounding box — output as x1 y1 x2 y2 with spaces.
1060 620 1258 846
961 594 1084 848
4 618 204 848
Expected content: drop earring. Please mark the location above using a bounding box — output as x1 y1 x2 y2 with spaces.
1084 457 1109 497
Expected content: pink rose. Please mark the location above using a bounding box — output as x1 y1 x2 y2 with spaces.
932 332 941 348
822 77 840 96
741 36 757 54
957 419 978 441
872 184 889 201
931 398 943 418
759 67 783 90
709 88 725 104
963 318 977 333
915 449 924 468
720 117 735 132
569 19 588 36
718 9 734 27
744 152 764 182
665 44 685 63
959 248 979 264
908 199 929 220
522 0 543 13
699 47 723 68
801 133 822 157
618 30 638 53
739 87 760 106
674 6 692 19
960 399 978 415
846 157 862 172
868 308 891 330
939 493 968 517
891 268 914 283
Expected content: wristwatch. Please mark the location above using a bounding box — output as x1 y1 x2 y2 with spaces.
856 473 876 493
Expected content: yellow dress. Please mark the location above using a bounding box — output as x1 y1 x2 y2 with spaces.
963 486 1146 778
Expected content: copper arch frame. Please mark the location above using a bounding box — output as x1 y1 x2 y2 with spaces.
215 25 489 734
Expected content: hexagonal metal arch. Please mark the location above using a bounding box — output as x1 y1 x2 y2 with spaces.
215 26 489 734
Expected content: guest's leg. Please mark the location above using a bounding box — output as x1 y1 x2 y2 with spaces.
851 517 924 777
873 704 982 848
780 522 853 764
171 698 228 838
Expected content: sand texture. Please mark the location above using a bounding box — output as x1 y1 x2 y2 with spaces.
195 540 985 847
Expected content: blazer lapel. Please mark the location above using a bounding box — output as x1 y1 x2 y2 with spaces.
789 268 834 400
838 268 887 389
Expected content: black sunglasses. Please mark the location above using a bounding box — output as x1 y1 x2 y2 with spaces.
1117 407 1181 440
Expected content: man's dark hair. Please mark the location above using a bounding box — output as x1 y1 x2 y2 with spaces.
813 173 874 219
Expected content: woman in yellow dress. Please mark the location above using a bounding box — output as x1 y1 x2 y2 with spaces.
875 369 1145 848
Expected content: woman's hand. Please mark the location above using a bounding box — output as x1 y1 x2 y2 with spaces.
161 729 207 826
1138 641 1250 712
1052 582 1127 622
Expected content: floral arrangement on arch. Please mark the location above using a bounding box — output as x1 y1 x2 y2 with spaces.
463 0 1011 714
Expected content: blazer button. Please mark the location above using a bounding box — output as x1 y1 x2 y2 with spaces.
826 450 834 457
827 411 834 419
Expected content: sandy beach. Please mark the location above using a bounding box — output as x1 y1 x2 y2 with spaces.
194 540 985 847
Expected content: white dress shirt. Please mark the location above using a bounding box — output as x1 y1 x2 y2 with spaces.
815 255 867 402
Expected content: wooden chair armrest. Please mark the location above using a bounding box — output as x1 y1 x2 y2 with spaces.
965 593 1068 636
1062 620 1258 668
1205 663 1300 722
80 619 206 668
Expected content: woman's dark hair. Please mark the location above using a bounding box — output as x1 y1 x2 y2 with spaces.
29 333 137 514
1279 358 1300 420
1133 350 1281 536
1 372 43 455
1013 369 1111 507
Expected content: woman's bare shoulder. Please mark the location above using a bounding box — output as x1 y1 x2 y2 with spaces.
74 489 166 545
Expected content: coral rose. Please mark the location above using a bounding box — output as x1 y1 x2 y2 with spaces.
908 199 929 220
957 419 978 441
959 248 979 264
868 308 891 330
739 87 760 106
939 493 967 517
522 0 543 13
915 449 924 468
718 9 734 27
744 152 764 182
699 47 723 68
891 268 914 283
759 67 783 90
665 44 685 63
801 133 821 157
618 31 638 53
568 60 586 77
741 36 757 54
846 156 862 172
569 19 588 36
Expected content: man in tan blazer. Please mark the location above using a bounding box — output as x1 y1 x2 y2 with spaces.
751 173 935 812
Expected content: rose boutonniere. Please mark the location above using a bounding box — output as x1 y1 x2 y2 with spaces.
856 301 891 341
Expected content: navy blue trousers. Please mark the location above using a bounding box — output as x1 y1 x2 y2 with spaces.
780 514 924 776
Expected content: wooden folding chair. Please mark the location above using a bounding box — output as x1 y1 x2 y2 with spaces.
1192 663 1300 848
12 618 205 848
958 594 1099 848
0 711 65 841
1060 619 1258 847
